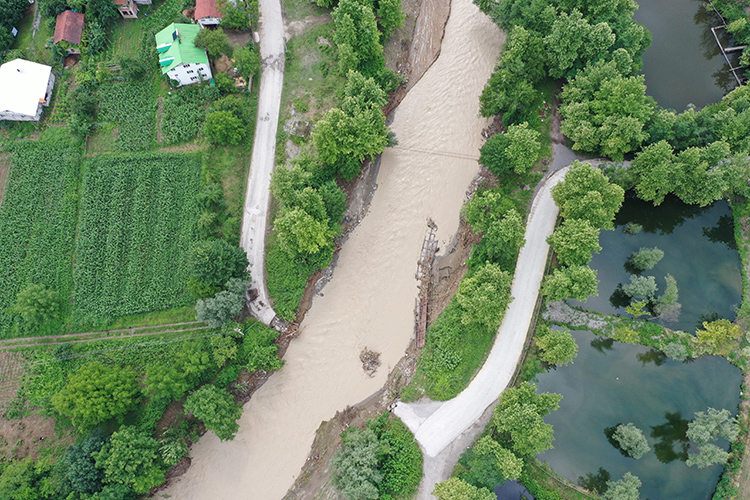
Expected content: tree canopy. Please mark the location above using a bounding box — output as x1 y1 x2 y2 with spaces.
547 218 601 267
535 324 578 366
455 263 513 330
479 122 541 177
94 426 164 494
184 385 242 441
492 382 562 456
432 477 496 500
551 161 624 229
542 265 599 302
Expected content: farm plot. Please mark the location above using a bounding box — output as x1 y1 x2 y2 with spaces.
0 140 81 338
98 82 158 152
73 153 201 323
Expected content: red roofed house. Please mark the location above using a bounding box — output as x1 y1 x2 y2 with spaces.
53 10 84 53
115 0 138 18
195 0 224 27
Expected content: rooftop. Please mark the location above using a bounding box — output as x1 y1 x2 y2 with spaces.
53 10 85 45
154 23 210 74
0 59 53 118
195 0 222 20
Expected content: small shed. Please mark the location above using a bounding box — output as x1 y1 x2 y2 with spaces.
0 59 56 122
53 10 85 46
114 0 138 18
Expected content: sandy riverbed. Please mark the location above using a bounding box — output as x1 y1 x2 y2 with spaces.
158 1 502 498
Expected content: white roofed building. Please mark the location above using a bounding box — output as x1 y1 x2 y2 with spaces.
0 59 56 122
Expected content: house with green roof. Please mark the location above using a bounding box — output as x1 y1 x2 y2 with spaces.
155 23 213 87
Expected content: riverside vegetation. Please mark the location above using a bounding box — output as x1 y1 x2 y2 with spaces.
415 0 750 498
0 1 285 498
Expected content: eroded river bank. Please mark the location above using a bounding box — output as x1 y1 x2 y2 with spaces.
159 0 502 498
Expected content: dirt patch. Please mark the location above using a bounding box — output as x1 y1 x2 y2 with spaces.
549 83 566 145
0 152 10 207
284 13 331 40
226 29 254 48
0 412 71 461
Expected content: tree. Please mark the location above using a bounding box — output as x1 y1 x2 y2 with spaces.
603 472 641 500
52 362 140 433
694 319 742 354
560 61 656 160
654 274 680 319
366 413 422 499
479 122 541 177
628 247 664 271
492 382 562 456
547 218 601 267
195 278 250 328
273 206 335 256
661 341 688 361
233 44 261 80
376 0 405 38
455 263 513 330
11 283 62 328
551 162 624 229
0 457 58 500
205 111 246 145
432 477 495 500
612 423 650 459
687 408 739 445
542 265 599 302
194 28 233 59
94 426 163 494
474 208 526 269
65 429 109 494
86 0 120 26
332 0 383 78
686 443 730 469
184 385 242 441
189 239 249 299
218 0 253 30
331 427 382 500
544 10 615 79
621 275 657 301
535 324 578 366
631 140 679 205
463 436 523 489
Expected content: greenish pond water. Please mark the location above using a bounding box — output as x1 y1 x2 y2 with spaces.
536 329 742 500
632 0 738 111
572 192 742 332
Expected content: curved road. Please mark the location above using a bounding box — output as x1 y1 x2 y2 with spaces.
240 0 284 326
394 164 571 457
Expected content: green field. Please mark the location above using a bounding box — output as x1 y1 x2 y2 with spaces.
74 153 201 323
0 139 81 337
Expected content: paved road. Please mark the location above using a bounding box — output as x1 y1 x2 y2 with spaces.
394 164 571 457
240 0 284 326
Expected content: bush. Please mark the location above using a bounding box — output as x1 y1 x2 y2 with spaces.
535 325 578 366
628 247 664 271
612 423 650 459
205 111 246 145
184 385 242 441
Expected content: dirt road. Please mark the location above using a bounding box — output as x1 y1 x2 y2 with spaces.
239 0 283 326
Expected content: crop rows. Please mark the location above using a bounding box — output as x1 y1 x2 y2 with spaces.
0 140 80 338
98 82 157 152
161 86 207 144
73 153 201 322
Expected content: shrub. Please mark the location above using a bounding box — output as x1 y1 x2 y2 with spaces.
184 385 242 441
628 247 664 271
612 423 651 459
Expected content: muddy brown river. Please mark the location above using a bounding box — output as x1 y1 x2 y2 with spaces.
159 1 502 498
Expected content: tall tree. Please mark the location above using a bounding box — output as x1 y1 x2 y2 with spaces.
547 218 601 267
492 382 562 456
542 265 599 302
432 477 496 500
551 161 624 229
184 385 242 441
479 122 541 177
94 426 164 494
455 263 513 330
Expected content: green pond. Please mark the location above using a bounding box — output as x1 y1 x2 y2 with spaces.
632 0 739 111
536 329 742 500
572 192 742 332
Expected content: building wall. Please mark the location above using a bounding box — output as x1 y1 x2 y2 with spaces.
167 62 213 86
0 110 37 121
198 16 222 28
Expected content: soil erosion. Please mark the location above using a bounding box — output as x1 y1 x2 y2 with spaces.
159 1 502 498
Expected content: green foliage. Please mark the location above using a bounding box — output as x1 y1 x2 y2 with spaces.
184 385 242 441
551 161 625 230
0 0 28 50
547 218 601 267
661 341 688 361
195 278 250 328
612 423 650 459
458 436 523 489
686 443 730 469
480 123 541 177
205 111 246 145
366 413 423 498
376 0 405 38
189 238 249 299
94 426 164 494
274 206 337 255
433 477 496 500
218 0 256 30
688 408 739 445
542 265 599 302
455 263 513 330
65 429 109 494
694 319 742 355
233 44 262 79
628 247 664 271
621 274 657 301
0 457 60 500
74 154 201 321
471 209 526 271
331 427 382 500
0 140 80 337
52 362 140 433
603 472 641 500
161 86 207 144
11 283 63 331
332 0 385 83
560 60 656 160
244 323 283 372
69 87 98 138
97 82 157 152
535 324 578 366
492 382 562 457
194 28 233 59
544 10 615 79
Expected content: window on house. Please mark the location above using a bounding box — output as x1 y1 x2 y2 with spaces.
187 70 194 74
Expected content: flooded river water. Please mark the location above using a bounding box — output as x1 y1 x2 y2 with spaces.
159 1 502 498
